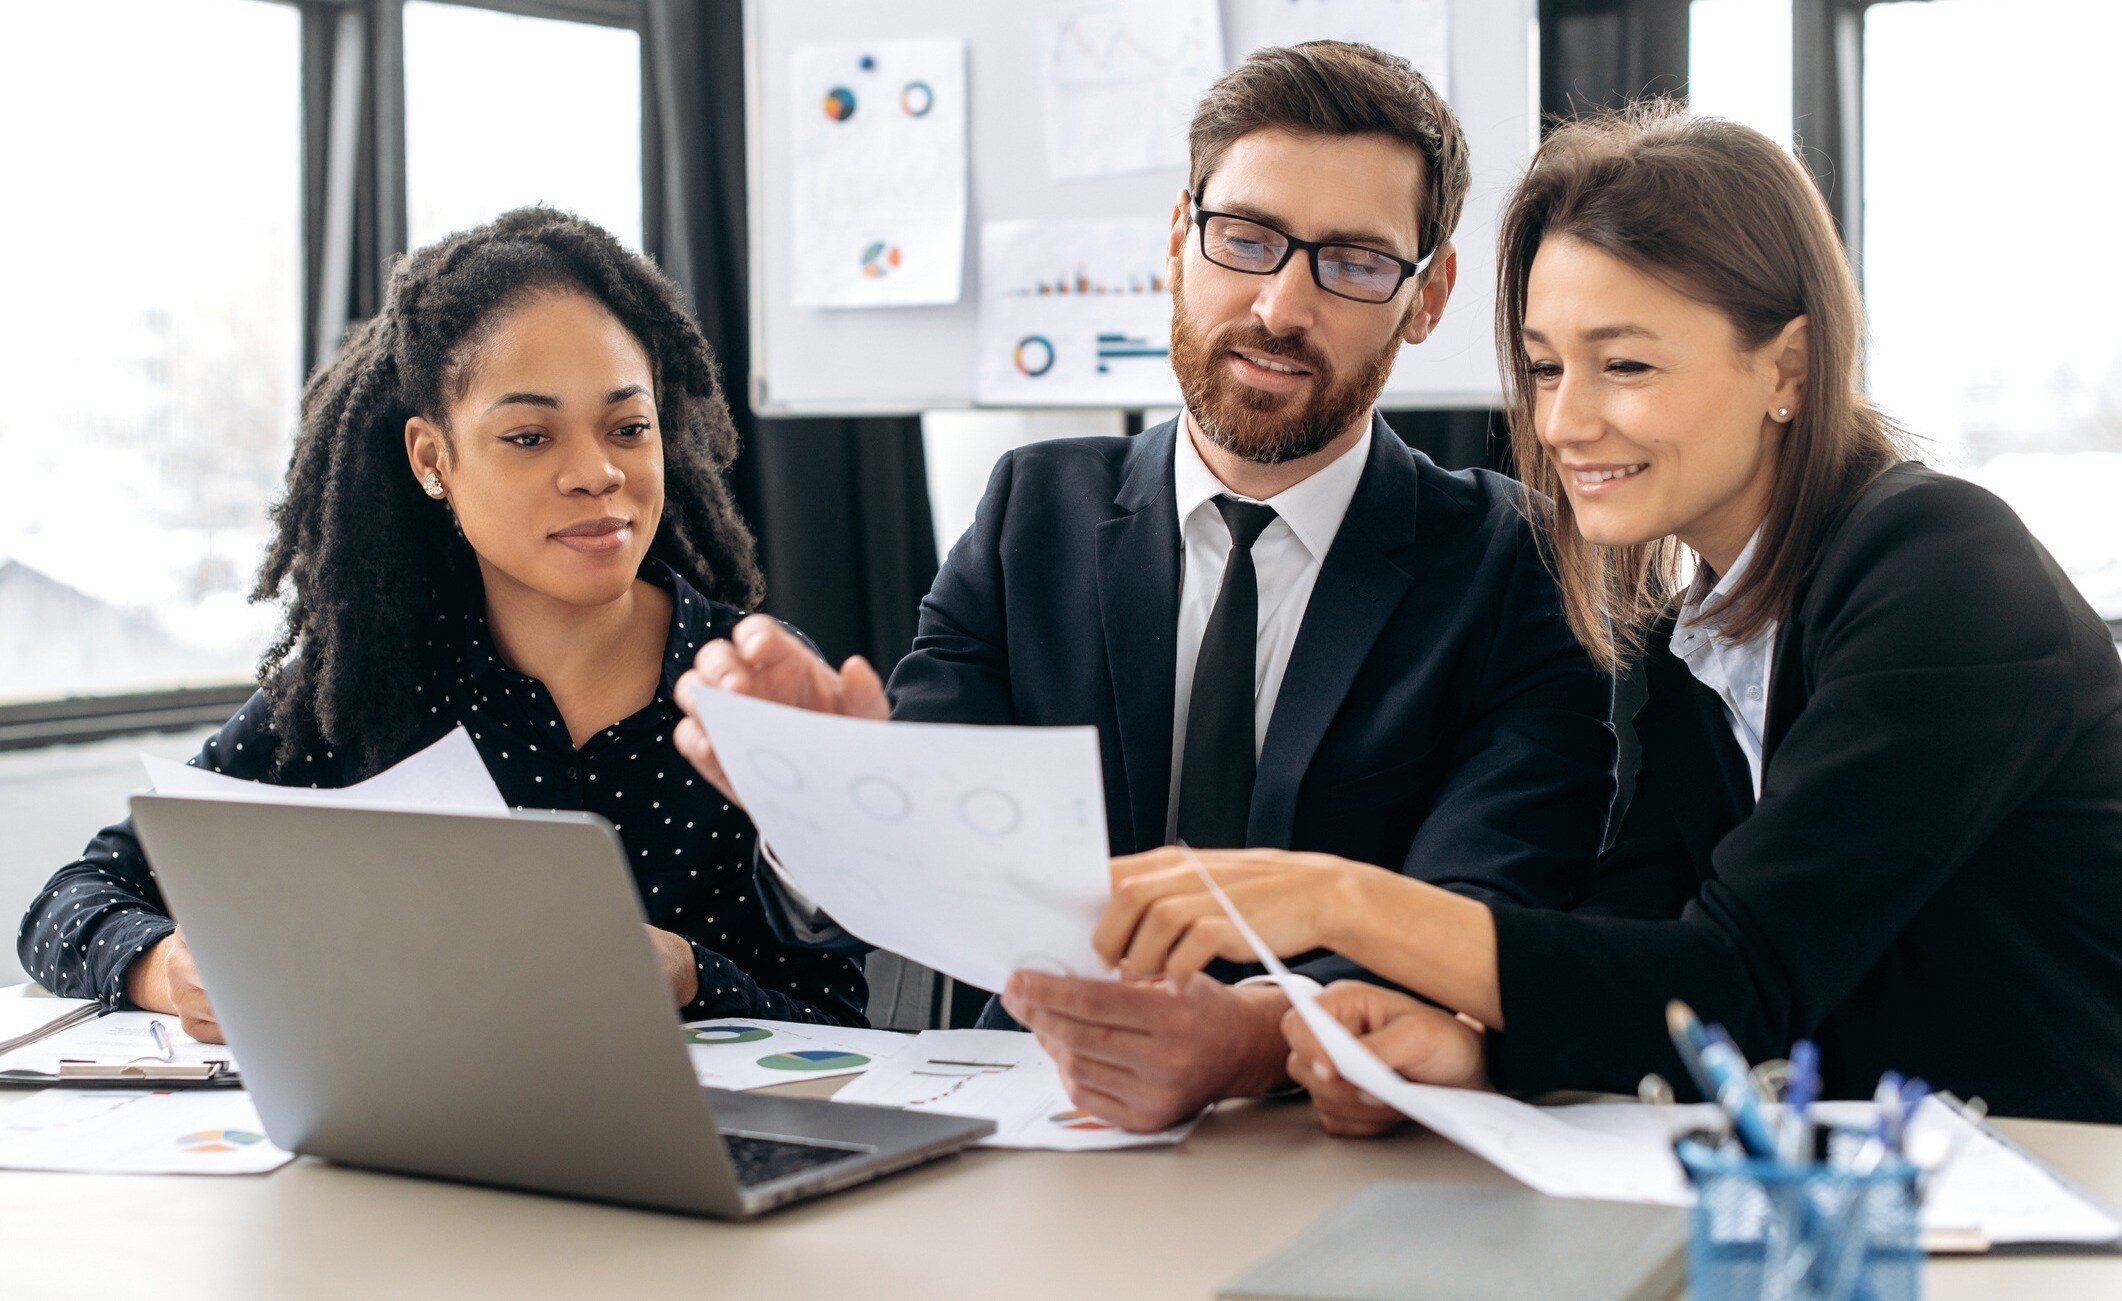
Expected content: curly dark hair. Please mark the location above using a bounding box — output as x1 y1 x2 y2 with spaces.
251 206 763 778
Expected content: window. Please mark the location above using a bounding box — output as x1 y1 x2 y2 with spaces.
1688 0 1794 145
0 0 302 705
1863 0 2122 618
403 1 644 251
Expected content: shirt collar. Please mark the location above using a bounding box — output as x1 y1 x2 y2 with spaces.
453 557 723 704
1674 527 1768 649
1173 415 1373 560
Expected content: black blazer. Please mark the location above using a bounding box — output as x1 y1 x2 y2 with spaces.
1487 463 2122 1123
867 415 1616 991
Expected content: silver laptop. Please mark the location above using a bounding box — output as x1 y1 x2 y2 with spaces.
128 795 991 1218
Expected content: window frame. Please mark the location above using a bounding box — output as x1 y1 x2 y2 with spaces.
0 0 650 747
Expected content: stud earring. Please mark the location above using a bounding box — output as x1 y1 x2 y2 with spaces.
1775 407 1791 420
423 472 446 499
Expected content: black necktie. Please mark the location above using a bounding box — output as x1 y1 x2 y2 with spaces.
1176 496 1279 848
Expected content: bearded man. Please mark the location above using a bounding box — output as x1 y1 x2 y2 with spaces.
675 41 1615 1131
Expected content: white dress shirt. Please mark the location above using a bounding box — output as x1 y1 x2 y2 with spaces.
1670 529 1777 798
1166 418 1371 838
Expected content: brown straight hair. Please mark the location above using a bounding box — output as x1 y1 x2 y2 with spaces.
1496 102 1909 670
1189 41 1470 260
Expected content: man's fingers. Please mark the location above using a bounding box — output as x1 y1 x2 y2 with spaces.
1003 971 1163 1030
691 639 748 694
1017 1004 1148 1072
671 717 737 801
732 615 819 676
838 655 891 720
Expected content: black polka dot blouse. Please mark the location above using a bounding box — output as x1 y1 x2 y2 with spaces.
15 560 867 1028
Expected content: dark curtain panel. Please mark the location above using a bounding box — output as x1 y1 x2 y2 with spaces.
300 0 406 374
641 0 938 674
1540 0 1690 119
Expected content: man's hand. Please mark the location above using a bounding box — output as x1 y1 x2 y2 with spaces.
1000 970 1290 1133
673 613 888 805
1282 980 1491 1137
124 930 225 1045
645 925 702 1007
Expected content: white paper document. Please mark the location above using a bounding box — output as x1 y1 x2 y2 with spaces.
0 997 98 1054
1224 0 1453 101
833 1029 1199 1151
0 1089 292 1175
1037 0 1225 180
0 1012 238 1079
682 1018 909 1091
689 687 1115 993
976 219 1185 409
141 725 509 815
788 38 968 308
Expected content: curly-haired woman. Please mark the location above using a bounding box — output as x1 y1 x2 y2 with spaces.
17 208 866 1039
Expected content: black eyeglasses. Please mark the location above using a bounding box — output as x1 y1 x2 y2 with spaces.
1188 194 1429 304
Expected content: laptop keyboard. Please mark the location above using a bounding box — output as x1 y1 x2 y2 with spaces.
722 1133 865 1187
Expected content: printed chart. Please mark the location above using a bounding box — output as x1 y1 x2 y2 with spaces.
0 1090 292 1176
977 219 1183 408
681 1018 909 1091
834 1030 1200 1152
788 39 968 308
1036 0 1224 180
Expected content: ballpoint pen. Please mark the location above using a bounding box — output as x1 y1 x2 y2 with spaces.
1781 1039 1819 1165
1665 1001 1780 1160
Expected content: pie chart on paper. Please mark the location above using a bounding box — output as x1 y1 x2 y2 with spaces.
758 1049 872 1072
686 1025 773 1046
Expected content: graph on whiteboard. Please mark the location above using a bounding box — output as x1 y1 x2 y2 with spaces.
1036 0 1225 181
788 39 969 309
976 219 1184 408
1223 0 1454 100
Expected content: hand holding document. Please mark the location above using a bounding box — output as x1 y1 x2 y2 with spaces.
141 725 509 815
689 686 1116 992
833 1029 1199 1151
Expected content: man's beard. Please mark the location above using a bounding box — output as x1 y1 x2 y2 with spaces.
1168 267 1402 465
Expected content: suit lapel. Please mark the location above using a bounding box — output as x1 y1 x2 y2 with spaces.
1096 420 1183 852
1248 416 1420 847
1641 625 1753 865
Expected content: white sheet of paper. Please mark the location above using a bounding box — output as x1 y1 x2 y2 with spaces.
975 219 1184 409
788 38 968 308
1037 0 1224 180
0 1012 238 1078
832 1029 1198 1151
1223 0 1453 100
0 997 98 1053
689 687 1115 993
0 1089 292 1175
141 725 508 815
682 1018 909 1091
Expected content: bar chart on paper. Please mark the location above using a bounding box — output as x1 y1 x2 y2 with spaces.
977 218 1183 408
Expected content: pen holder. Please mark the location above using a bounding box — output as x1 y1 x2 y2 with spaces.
1678 1146 1922 1301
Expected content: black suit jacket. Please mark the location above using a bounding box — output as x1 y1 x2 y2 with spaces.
1487 463 2122 1123
857 415 1615 994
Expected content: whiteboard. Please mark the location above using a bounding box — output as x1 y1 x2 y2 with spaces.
745 0 1535 415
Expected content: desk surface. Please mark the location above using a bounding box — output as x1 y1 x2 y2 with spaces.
2 1071 2119 1300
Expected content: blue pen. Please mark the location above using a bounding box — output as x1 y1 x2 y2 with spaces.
1870 1070 1905 1148
1665 1001 1780 1160
1781 1039 1820 1165
1895 1078 1930 1153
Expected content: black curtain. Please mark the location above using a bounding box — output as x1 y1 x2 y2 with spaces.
641 0 938 674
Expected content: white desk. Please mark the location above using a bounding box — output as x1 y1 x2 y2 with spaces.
2 998 2117 1297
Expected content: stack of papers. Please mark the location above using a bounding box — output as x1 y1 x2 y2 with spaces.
141 725 509 814
0 1089 292 1175
0 997 98 1054
834 1029 1200 1151
0 1012 237 1082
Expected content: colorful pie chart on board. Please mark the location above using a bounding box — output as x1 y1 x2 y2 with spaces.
900 80 935 116
861 241 903 278
758 1049 872 1072
178 1128 267 1154
685 1025 773 1046
823 87 857 121
1048 1109 1116 1132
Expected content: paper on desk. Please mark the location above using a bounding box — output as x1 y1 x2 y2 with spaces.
0 1012 238 1078
832 1029 1199 1151
0 997 98 1053
689 687 1115 992
683 1018 909 1091
0 1089 291 1175
141 725 509 815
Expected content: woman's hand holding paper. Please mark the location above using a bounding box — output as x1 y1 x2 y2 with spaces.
1283 981 1491 1137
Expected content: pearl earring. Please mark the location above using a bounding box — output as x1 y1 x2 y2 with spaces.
1775 407 1791 420
423 472 446 499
